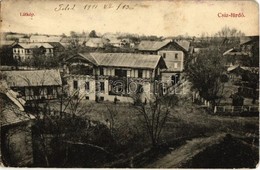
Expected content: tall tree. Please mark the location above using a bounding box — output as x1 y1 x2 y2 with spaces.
186 47 227 107
89 30 98 38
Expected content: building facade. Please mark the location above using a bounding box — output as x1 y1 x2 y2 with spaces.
65 53 167 102
3 69 62 101
137 40 188 85
12 43 54 62
223 36 259 67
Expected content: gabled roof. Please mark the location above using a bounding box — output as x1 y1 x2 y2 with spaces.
227 65 259 74
137 40 188 53
14 43 53 49
19 37 30 43
0 93 33 127
85 38 107 46
60 37 71 43
77 53 99 66
223 48 249 56
5 34 25 40
92 53 165 69
0 40 16 47
67 53 167 69
3 69 62 87
175 40 191 52
48 42 64 49
240 36 259 45
30 35 62 42
138 40 170 51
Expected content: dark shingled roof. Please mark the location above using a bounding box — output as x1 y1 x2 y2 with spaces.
137 40 170 51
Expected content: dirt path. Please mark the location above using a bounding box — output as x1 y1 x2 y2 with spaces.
146 133 226 168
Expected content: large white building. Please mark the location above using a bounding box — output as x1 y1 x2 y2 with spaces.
65 53 167 102
12 43 54 62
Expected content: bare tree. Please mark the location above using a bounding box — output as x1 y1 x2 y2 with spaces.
133 94 177 147
104 104 118 135
215 26 245 38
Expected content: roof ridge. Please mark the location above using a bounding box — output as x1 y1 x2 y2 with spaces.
78 52 99 66
89 53 100 65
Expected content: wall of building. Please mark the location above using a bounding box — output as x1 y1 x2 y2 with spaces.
67 75 96 100
158 50 184 72
13 47 54 62
11 86 59 101
161 72 181 86
101 67 152 79
66 74 154 103
13 48 33 61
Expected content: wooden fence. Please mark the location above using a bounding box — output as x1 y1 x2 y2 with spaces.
192 91 259 114
192 91 211 108
214 105 259 114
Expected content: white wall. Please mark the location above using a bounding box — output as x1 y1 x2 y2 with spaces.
158 50 184 72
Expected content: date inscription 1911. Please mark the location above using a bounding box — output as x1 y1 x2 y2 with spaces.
54 3 135 12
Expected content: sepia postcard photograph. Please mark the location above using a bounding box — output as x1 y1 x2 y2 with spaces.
0 0 259 168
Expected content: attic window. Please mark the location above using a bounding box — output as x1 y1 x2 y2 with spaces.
162 53 166 58
175 54 178 59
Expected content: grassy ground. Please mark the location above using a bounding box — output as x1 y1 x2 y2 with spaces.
46 82 258 168
56 96 258 167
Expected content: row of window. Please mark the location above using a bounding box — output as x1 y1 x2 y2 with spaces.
99 68 147 78
73 80 147 94
14 87 55 97
73 81 104 91
161 52 179 59
74 80 141 96
13 49 32 54
13 48 53 54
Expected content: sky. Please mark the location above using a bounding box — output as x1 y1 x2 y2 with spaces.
1 0 259 37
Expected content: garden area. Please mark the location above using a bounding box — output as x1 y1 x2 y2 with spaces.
39 93 259 168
